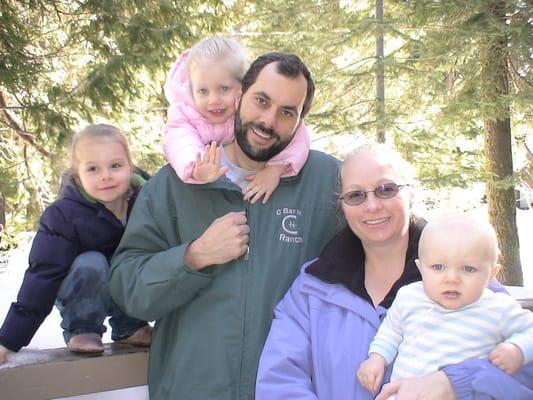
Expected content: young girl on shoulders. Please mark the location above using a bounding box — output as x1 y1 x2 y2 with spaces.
0 124 151 363
163 36 311 203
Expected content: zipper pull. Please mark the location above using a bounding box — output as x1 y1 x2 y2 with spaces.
244 206 249 260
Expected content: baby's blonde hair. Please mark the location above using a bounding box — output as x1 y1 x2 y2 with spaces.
420 212 500 266
70 124 132 182
187 36 247 81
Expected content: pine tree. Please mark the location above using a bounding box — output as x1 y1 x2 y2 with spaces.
2 1 531 284
234 0 532 284
389 0 532 284
0 0 232 237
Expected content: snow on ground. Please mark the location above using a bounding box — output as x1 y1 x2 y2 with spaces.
0 207 531 399
517 209 533 288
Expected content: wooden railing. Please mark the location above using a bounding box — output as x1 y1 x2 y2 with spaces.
0 288 531 400
0 343 148 400
518 298 533 312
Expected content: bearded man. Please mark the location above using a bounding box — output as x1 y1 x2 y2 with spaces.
109 52 341 400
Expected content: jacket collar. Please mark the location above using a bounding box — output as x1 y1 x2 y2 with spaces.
305 215 426 309
298 263 386 329
59 170 145 203
76 173 146 204
58 171 143 223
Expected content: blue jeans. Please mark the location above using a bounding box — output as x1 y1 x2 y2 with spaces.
55 251 147 344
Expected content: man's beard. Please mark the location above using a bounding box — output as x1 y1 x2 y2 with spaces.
234 109 294 162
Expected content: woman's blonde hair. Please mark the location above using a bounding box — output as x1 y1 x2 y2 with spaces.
337 142 417 213
70 124 132 181
187 36 248 81
340 143 416 189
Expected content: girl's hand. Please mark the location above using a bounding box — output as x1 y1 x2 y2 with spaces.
192 142 229 183
0 344 10 364
243 164 286 204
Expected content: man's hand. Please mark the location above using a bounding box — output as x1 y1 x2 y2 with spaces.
357 353 387 393
185 212 249 271
0 345 10 364
489 342 524 374
376 371 455 400
192 142 229 183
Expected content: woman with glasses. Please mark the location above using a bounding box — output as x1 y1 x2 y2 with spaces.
255 143 533 400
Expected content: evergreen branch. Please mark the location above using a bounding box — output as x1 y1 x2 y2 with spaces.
22 144 53 209
0 92 51 158
234 0 344 20
10 42 73 63
310 131 343 143
22 145 45 213
508 57 532 88
338 99 375 113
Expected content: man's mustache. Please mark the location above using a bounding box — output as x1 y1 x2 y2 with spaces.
248 122 278 140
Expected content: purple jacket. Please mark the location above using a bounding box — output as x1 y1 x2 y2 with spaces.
0 173 143 351
256 260 391 400
256 219 533 400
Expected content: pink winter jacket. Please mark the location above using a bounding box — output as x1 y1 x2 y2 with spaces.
163 50 311 184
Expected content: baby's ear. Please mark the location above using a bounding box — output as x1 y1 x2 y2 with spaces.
490 264 502 280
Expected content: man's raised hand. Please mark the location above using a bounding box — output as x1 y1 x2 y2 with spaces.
185 211 249 271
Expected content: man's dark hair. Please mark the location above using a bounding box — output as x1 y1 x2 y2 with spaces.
241 52 315 119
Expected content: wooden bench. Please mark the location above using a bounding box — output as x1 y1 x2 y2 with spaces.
517 298 533 312
0 288 531 400
507 285 533 312
0 343 148 400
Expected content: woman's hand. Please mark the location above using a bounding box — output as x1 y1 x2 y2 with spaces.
376 371 456 400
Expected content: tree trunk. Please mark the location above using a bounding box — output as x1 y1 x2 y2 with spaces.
0 193 5 247
481 2 523 285
375 0 385 143
484 119 523 285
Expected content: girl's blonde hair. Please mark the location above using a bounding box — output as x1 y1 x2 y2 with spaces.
187 36 248 81
70 124 132 181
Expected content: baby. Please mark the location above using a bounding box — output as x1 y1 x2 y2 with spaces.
357 212 533 396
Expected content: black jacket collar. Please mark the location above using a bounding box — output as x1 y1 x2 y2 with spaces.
58 171 141 224
306 216 426 309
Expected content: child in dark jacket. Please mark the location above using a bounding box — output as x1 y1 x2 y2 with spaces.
0 124 151 362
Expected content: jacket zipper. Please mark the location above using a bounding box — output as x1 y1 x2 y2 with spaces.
238 201 251 399
244 206 250 261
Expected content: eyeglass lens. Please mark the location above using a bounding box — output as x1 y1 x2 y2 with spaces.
341 183 401 206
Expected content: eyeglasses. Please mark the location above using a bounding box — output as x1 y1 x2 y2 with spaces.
339 183 408 206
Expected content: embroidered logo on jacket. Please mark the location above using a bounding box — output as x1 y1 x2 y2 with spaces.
276 208 303 244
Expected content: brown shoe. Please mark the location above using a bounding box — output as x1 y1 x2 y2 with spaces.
68 333 104 354
117 325 152 347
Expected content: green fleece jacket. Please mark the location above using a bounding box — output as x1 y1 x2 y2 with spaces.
109 150 342 400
